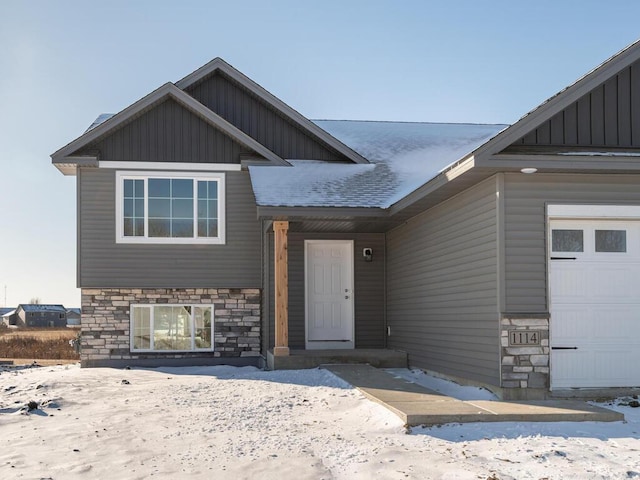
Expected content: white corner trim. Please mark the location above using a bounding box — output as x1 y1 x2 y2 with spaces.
548 204 640 219
102 161 241 172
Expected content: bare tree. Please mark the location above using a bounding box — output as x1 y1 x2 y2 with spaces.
29 297 41 304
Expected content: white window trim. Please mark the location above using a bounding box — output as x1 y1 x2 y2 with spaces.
115 170 226 244
130 303 215 353
548 204 640 219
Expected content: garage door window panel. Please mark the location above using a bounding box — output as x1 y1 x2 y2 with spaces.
552 229 584 252
595 230 626 253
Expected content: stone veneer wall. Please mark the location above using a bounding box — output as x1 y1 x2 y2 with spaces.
500 314 550 391
80 288 261 366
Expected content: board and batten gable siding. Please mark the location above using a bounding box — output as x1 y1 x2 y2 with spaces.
74 98 250 163
265 232 386 350
514 58 640 148
503 172 640 312
386 177 500 386
186 73 348 162
77 167 262 287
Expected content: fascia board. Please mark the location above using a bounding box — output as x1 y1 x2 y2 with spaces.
177 58 370 165
483 153 640 171
50 82 289 167
474 39 640 162
387 155 476 215
256 206 388 219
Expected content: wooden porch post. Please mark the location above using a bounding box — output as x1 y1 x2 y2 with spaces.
273 221 290 356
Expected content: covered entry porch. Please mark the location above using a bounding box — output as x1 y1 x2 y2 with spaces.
263 219 402 369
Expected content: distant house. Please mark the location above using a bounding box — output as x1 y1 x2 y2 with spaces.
14 305 67 327
66 308 81 326
0 308 16 326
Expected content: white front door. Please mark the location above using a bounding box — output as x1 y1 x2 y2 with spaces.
549 218 640 388
305 240 354 349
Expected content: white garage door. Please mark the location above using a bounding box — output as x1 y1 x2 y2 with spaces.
549 218 640 389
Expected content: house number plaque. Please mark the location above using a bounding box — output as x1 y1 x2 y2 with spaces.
508 330 541 346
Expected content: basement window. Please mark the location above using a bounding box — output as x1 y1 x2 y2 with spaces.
130 304 214 352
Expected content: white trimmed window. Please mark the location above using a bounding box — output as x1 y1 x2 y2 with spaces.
115 171 225 244
130 304 214 352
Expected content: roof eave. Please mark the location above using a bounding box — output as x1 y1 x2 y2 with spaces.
483 152 640 172
256 205 388 220
52 156 99 176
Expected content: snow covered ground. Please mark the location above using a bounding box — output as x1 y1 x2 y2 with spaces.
1 364 639 480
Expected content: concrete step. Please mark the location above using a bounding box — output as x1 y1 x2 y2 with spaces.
267 349 407 370
325 365 624 426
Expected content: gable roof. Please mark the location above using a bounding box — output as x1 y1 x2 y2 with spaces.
249 121 506 209
474 39 640 161
18 304 67 313
176 57 369 165
378 39 640 217
52 82 290 175
53 42 640 220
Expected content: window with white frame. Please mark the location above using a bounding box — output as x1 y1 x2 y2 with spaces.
130 304 214 352
116 171 225 244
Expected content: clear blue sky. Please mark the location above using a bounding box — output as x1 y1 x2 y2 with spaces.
1 0 639 308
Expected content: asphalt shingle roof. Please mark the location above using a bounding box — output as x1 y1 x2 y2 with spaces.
249 120 507 209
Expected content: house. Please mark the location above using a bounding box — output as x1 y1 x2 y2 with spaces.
13 304 67 327
66 308 81 326
52 40 640 399
0 307 16 326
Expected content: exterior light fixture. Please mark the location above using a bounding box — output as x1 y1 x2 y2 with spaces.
520 167 538 174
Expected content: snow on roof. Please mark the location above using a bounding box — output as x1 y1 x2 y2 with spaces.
249 120 507 209
1 309 15 317
85 113 115 132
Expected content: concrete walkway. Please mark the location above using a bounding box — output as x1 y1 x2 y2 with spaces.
325 364 624 426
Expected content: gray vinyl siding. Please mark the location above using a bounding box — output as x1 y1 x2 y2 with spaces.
265 232 386 350
78 168 261 287
503 172 640 312
386 177 499 386
186 73 347 161
515 58 640 148
74 98 249 163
